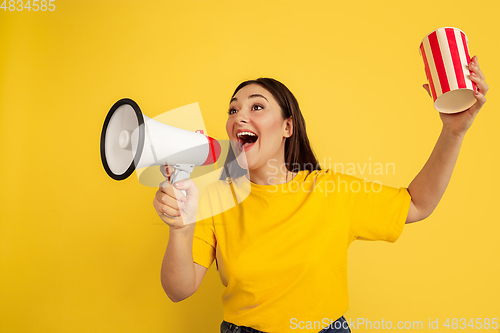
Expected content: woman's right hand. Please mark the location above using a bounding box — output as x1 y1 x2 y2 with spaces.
153 165 200 229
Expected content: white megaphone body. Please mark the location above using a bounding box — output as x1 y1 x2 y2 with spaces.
100 98 221 195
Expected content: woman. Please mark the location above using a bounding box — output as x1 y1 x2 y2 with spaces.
154 57 488 333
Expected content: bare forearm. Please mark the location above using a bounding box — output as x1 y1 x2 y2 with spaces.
408 127 465 219
161 224 196 302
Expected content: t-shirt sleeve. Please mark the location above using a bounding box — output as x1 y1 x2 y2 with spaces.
192 187 216 269
338 172 412 243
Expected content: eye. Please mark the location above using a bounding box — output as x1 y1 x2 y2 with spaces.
227 104 264 115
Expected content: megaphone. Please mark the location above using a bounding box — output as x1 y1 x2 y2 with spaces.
100 98 221 196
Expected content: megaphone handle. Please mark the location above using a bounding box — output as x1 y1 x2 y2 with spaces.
170 164 195 198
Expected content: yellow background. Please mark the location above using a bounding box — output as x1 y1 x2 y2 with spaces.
1 0 498 332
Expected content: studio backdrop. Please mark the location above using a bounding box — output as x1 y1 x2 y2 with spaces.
0 1 498 332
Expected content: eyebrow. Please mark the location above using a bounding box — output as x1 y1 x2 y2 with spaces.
230 94 268 104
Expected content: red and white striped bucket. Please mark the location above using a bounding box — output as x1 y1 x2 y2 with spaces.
419 27 477 113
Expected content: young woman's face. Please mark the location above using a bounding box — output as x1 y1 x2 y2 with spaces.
226 83 292 172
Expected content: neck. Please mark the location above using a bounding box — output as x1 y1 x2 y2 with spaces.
246 160 297 185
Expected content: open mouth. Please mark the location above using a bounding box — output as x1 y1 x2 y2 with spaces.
237 132 258 150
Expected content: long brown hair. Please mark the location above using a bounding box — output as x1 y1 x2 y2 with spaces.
220 77 322 181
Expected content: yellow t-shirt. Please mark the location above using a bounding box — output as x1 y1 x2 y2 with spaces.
192 169 411 333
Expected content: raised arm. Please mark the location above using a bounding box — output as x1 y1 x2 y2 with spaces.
406 55 489 224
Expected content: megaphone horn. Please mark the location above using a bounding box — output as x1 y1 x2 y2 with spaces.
100 98 221 193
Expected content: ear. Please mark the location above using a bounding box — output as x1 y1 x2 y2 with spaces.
283 116 293 138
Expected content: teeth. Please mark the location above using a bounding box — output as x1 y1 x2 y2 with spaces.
237 131 257 138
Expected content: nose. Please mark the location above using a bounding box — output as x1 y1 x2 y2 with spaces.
234 108 249 124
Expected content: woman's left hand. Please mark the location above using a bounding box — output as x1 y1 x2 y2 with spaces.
423 55 489 137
